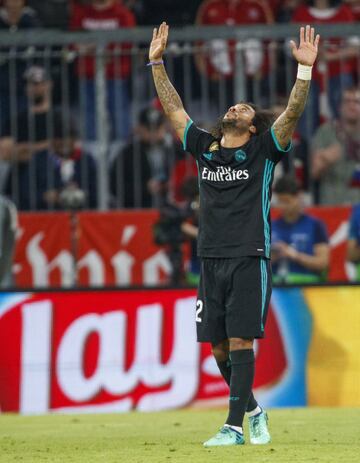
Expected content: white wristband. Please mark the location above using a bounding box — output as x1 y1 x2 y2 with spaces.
297 64 312 81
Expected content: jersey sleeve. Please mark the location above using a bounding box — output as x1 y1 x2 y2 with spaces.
183 120 215 159
313 219 329 245
258 127 292 163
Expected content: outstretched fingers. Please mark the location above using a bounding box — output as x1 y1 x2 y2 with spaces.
164 23 169 43
310 26 314 44
299 25 320 49
153 22 167 41
299 26 305 45
314 34 320 49
159 22 167 37
303 25 320 47
159 22 169 47
289 40 297 52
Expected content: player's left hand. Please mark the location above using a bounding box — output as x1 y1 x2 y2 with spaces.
290 25 320 66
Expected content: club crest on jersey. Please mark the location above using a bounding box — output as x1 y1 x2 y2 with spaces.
202 152 213 161
202 141 220 161
235 149 247 163
209 141 220 152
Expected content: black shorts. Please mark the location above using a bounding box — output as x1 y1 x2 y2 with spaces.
196 256 272 344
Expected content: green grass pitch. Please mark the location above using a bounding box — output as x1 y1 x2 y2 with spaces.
0 408 359 462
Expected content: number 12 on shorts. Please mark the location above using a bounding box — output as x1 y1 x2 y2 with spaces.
196 300 203 322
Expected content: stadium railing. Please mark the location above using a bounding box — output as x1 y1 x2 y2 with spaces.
0 24 359 211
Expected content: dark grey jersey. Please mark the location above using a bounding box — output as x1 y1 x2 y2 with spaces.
183 120 291 259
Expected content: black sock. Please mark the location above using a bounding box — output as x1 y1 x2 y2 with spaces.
246 392 258 413
225 349 255 428
216 359 231 386
216 357 258 413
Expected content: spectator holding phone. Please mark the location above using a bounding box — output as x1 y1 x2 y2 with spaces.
272 176 330 283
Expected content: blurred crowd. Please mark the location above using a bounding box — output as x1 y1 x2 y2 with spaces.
0 1 358 286
0 0 359 29
0 0 359 213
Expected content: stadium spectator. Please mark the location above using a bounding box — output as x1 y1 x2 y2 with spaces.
51 111 98 209
2 144 59 211
0 195 18 289
153 176 200 284
109 106 182 208
311 86 360 205
28 0 69 29
347 203 360 280
344 0 360 20
122 0 145 23
70 0 136 141
267 0 281 16
169 153 198 205
141 0 202 25
272 176 330 284
292 0 358 139
0 66 53 161
195 0 274 107
0 0 40 30
276 0 301 22
0 0 41 128
0 194 17 287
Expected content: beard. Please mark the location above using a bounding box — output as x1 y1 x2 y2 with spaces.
221 117 249 135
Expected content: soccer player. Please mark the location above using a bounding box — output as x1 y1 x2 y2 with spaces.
149 22 319 446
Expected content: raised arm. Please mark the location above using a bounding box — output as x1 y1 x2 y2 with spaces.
272 25 320 149
149 22 190 143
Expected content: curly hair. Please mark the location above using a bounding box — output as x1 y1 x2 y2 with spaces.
210 103 275 140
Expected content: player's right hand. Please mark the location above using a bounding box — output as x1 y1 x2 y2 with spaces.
289 25 320 66
149 22 169 62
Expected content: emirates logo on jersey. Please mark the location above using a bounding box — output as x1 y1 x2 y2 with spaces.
201 166 249 182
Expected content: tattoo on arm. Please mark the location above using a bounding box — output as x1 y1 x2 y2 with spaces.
152 64 184 115
273 78 311 149
151 64 189 137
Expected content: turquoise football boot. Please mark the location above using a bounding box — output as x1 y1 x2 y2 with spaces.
249 410 271 444
203 426 245 447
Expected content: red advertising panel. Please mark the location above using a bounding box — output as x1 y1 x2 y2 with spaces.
14 213 72 288
308 206 352 281
0 289 289 414
13 206 353 288
76 211 170 287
